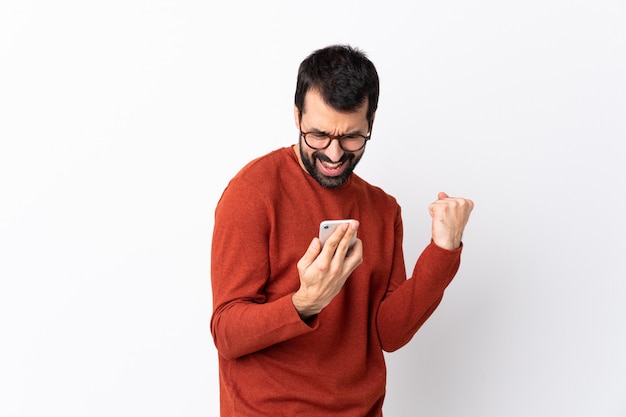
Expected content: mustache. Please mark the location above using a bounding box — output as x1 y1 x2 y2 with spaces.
312 151 354 164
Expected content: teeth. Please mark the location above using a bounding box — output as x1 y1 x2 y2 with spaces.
322 161 342 169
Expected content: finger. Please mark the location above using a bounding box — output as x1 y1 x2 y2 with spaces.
445 197 474 216
319 223 350 262
330 238 363 284
431 193 450 217
333 221 359 258
429 199 447 218
343 238 363 268
327 220 359 249
297 237 322 271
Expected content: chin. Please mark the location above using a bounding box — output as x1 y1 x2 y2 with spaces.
309 159 358 188
316 173 351 188
298 142 363 188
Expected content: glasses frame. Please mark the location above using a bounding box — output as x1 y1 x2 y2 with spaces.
298 114 373 152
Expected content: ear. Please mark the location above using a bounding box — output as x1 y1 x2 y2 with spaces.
293 105 301 129
369 112 376 132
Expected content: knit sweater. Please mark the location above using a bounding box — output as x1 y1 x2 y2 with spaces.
210 146 462 416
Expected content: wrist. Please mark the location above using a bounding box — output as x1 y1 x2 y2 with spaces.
292 291 321 319
432 235 461 251
431 238 462 251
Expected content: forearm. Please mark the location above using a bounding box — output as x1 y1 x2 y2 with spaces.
377 241 461 352
211 293 317 360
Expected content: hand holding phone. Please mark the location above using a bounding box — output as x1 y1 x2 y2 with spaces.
293 219 362 318
319 219 357 249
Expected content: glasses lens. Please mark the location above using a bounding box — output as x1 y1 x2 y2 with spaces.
340 136 366 151
304 132 330 150
303 133 366 151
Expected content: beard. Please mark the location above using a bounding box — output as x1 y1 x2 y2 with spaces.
299 139 363 188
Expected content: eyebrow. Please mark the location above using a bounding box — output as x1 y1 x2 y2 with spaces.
305 126 367 135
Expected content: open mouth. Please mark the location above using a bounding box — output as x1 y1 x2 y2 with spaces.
317 159 347 177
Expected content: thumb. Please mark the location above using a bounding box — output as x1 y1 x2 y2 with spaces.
430 192 449 218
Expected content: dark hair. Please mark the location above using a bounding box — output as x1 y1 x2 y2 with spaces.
295 45 379 124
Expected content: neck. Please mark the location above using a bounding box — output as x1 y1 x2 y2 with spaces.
292 144 308 174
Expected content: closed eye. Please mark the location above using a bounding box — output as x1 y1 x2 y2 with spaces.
340 134 361 140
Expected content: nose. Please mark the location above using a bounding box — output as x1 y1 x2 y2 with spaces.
324 138 345 162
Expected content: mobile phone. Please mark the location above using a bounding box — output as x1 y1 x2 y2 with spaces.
319 219 357 248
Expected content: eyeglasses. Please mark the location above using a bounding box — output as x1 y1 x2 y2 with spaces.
299 128 371 152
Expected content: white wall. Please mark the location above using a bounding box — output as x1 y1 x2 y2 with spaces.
1 1 625 416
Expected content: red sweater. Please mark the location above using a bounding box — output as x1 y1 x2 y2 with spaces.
211 147 461 416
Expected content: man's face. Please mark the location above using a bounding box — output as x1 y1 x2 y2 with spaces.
294 90 371 188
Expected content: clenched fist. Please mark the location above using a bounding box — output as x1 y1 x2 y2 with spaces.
429 192 474 250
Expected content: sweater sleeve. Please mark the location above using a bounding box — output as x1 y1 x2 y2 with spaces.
376 212 462 352
210 177 317 360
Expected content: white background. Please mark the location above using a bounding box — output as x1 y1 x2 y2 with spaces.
1 1 625 416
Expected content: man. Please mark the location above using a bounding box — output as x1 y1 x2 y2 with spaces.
210 44 474 416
